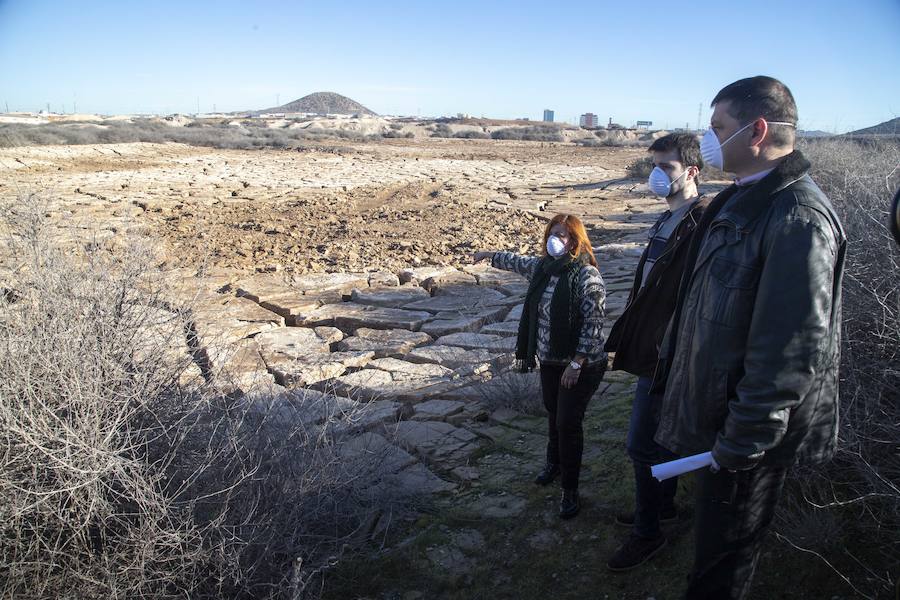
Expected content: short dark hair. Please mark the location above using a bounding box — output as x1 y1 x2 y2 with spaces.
711 76 798 147
648 133 703 172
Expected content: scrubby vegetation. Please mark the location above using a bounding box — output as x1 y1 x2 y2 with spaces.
0 120 377 149
490 125 564 142
775 137 900 598
0 202 408 599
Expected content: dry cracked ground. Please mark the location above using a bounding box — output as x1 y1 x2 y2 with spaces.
0 138 849 599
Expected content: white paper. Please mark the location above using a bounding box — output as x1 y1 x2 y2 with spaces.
651 451 713 481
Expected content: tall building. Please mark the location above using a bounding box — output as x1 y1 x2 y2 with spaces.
579 113 598 128
543 109 554 122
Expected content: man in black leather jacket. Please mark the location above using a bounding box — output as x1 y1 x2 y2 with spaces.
654 76 847 599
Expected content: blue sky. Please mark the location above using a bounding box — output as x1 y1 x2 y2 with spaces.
1 0 898 133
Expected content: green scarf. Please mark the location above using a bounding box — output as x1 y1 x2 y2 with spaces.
515 254 585 372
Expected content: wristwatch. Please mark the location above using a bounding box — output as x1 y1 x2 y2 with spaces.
568 360 582 370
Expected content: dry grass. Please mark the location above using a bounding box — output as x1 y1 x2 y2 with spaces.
773 137 900 598
0 120 376 150
0 199 406 599
490 125 564 143
472 358 544 416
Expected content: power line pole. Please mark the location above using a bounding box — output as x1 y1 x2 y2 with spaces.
696 103 703 132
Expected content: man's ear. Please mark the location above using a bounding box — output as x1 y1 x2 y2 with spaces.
750 118 769 147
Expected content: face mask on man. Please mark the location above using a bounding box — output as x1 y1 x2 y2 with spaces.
546 234 568 257
700 120 796 170
648 166 689 198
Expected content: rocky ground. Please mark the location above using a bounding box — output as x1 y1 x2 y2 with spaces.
0 138 847 599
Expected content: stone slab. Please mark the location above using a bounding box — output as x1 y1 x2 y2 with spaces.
264 350 374 387
368 357 455 380
434 332 505 350
326 367 450 402
287 272 371 294
335 327 433 359
392 420 480 464
350 286 430 309
255 326 342 357
478 320 520 337
405 345 501 369
411 399 466 421
504 304 523 322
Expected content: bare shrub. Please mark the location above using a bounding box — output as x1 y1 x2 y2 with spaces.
573 137 603 147
471 358 543 416
0 120 371 150
453 130 489 140
490 125 564 143
0 200 404 599
626 155 653 179
382 130 414 139
772 138 900 598
429 123 453 138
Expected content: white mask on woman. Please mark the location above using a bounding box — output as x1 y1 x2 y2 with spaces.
546 234 568 257
648 166 689 197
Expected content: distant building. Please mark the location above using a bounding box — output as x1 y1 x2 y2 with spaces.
543 109 555 122
579 113 598 128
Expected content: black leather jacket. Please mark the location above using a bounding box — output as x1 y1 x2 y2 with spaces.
654 151 847 470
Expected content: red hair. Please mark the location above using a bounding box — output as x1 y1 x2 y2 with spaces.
543 214 597 267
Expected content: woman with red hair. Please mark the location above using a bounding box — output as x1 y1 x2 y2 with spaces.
474 213 607 519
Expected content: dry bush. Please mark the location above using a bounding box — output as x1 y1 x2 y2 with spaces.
453 130 489 140
490 125 564 142
0 121 371 150
772 137 900 598
471 358 544 416
429 123 453 138
0 200 404 599
626 155 653 179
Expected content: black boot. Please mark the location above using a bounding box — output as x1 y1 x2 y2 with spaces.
559 488 580 519
534 463 560 486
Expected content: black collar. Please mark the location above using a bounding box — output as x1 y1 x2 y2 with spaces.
714 150 812 230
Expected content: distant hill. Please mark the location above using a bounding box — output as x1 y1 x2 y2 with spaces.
798 130 833 138
247 92 377 116
846 117 900 136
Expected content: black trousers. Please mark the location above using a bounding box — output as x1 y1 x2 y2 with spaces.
684 463 788 600
539 363 605 490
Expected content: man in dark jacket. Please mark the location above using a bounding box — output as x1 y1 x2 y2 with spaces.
604 133 710 571
654 76 847 599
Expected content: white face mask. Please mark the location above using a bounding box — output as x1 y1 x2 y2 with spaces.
648 166 689 198
546 234 568 257
700 120 797 171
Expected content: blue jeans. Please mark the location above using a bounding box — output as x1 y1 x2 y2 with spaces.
626 376 678 538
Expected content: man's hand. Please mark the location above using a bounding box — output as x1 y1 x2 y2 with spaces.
472 251 495 263
561 365 581 389
709 453 738 474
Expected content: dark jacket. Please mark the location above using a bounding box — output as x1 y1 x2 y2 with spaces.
654 151 846 470
604 196 711 377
